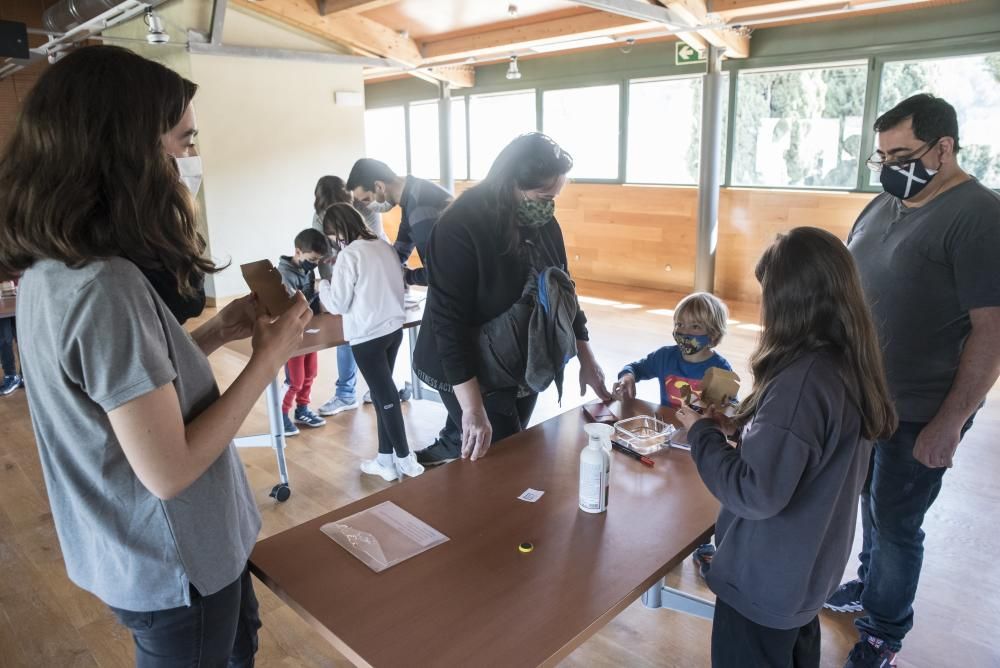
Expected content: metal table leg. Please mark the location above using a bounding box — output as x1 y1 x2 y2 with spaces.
642 577 715 620
234 376 291 502
407 323 440 404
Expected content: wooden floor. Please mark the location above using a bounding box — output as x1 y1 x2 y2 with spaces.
1 279 998 667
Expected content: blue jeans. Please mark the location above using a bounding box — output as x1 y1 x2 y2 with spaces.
0 317 16 377
335 344 357 401
109 566 260 667
855 418 973 651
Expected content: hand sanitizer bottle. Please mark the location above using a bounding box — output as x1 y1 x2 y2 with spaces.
580 423 613 514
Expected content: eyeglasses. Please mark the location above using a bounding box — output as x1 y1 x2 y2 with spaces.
866 138 939 173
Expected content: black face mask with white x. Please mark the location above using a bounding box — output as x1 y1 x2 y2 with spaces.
880 160 938 200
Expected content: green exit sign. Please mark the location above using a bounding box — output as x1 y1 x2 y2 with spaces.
675 42 706 65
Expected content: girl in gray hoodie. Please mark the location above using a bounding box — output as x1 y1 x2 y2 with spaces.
676 227 897 668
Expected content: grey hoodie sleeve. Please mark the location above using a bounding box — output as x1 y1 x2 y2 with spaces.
688 357 825 520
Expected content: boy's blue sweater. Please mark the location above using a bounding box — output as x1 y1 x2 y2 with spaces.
619 345 732 406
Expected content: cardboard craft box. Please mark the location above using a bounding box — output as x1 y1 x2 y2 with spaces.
241 260 295 318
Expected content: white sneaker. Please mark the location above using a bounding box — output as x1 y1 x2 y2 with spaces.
360 457 398 482
395 453 425 478
318 396 360 416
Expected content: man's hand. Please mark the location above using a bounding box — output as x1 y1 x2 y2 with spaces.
913 418 962 468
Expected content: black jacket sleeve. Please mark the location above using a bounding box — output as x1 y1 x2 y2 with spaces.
425 216 482 386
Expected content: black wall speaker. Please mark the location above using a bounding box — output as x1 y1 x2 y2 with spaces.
0 20 30 60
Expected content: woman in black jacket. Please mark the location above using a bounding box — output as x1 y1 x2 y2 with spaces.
413 133 611 464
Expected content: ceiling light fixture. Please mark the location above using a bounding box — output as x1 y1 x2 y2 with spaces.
144 8 169 44
506 54 521 80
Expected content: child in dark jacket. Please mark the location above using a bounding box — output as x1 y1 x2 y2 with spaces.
276 228 330 436
675 227 897 668
614 291 732 407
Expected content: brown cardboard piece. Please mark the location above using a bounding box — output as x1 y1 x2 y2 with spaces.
241 260 295 318
699 367 741 407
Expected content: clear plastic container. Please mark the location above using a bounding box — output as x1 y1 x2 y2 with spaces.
614 415 677 456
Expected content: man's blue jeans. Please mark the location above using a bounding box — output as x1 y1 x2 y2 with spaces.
335 344 357 402
855 418 972 651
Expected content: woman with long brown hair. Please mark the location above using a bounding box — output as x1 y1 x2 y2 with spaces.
0 46 311 666
676 226 897 668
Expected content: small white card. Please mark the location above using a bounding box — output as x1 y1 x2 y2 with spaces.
305 328 320 334
518 488 545 503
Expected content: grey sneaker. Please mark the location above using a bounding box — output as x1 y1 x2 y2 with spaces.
825 578 864 613
318 396 359 416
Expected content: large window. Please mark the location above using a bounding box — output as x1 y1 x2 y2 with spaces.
469 90 537 179
363 106 406 175
405 98 469 181
407 99 440 180
627 75 729 185
543 85 620 180
733 63 868 189
876 52 1000 188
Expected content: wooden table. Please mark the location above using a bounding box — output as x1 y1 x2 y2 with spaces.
226 305 430 502
250 398 720 667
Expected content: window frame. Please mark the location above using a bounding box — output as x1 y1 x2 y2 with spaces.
541 82 624 183
363 34 1000 193
624 72 730 187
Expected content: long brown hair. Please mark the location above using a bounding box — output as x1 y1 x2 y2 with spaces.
322 203 375 245
314 175 351 213
0 45 219 294
467 132 573 254
737 227 897 441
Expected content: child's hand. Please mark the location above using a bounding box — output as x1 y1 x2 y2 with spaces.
612 373 636 400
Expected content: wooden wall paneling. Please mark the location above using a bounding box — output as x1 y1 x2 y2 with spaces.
364 181 874 303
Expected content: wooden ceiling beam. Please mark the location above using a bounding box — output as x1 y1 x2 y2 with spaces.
656 0 750 57
231 0 474 87
316 0 399 16
420 11 658 63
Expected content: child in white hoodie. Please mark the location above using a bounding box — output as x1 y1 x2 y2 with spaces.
318 203 423 481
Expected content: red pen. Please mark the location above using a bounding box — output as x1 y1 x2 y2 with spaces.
611 440 654 467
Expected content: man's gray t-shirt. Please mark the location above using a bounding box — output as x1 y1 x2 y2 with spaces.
17 258 261 611
848 179 1000 422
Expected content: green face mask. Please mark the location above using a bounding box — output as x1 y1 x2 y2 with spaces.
517 198 555 228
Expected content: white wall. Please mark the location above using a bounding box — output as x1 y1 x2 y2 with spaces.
189 9 366 298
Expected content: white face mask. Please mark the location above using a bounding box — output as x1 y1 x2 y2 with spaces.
174 155 203 196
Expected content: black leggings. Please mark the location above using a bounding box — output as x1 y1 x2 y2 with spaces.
711 597 820 668
352 330 409 457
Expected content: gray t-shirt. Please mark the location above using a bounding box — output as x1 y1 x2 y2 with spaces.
17 258 261 611
848 179 1000 422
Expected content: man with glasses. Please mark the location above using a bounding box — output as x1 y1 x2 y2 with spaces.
829 94 1000 668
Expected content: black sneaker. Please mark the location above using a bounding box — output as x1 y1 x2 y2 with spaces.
844 633 897 668
415 439 461 466
825 578 864 613
1 374 23 396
